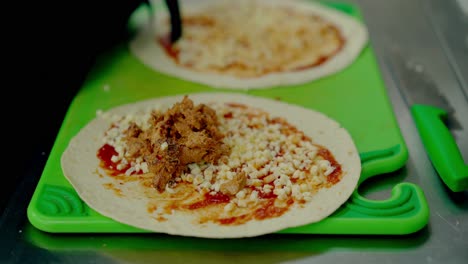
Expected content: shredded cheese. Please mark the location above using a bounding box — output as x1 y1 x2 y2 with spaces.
162 0 343 77
100 101 338 209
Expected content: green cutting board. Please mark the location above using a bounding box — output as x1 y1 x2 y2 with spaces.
27 1 429 235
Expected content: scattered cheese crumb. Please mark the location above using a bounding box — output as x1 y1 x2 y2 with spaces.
160 141 168 150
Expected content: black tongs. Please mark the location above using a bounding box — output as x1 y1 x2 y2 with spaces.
164 0 182 43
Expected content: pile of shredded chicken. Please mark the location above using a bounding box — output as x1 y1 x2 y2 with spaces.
122 96 230 192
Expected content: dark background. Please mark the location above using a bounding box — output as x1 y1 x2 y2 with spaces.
4 0 147 212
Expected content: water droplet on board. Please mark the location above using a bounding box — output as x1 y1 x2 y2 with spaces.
405 60 424 73
414 64 424 73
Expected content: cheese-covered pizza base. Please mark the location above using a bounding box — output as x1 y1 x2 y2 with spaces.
61 93 361 238
130 0 368 89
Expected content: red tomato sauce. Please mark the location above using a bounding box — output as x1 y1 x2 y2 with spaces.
254 199 293 220
188 192 231 210
97 144 135 176
223 112 233 119
216 197 294 225
158 35 180 61
317 147 343 184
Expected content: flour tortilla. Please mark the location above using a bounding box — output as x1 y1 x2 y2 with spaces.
61 92 361 238
130 0 368 90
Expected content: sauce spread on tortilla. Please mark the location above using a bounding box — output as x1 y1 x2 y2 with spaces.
217 198 294 225
187 192 231 210
158 36 180 62
318 147 343 184
97 144 133 176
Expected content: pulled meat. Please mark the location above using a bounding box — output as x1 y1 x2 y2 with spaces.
123 96 230 192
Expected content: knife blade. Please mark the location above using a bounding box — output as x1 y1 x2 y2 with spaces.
386 49 468 192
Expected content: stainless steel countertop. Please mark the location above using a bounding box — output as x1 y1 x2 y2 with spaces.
2 0 467 263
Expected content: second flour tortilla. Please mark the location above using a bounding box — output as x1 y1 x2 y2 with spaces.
61 93 361 238
130 0 368 90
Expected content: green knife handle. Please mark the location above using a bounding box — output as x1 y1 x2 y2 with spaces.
411 104 468 192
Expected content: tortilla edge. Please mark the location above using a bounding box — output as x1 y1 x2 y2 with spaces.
60 92 361 238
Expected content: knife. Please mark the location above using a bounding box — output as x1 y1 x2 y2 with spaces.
386 50 468 192
164 0 182 43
